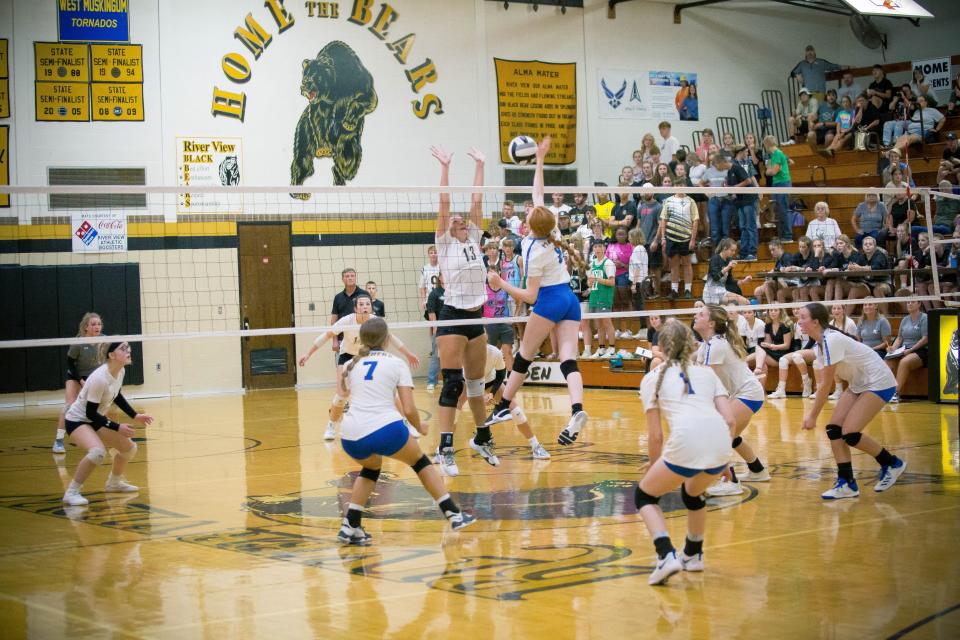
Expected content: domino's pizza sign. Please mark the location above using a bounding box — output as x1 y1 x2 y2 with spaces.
72 212 127 253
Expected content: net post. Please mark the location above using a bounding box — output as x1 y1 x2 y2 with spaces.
921 187 941 299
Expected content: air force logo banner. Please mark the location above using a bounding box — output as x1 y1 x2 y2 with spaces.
598 68 648 120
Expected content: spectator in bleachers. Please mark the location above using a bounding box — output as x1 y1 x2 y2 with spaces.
793 237 827 303
867 64 895 111
574 206 597 241
911 68 940 107
657 121 681 164
549 192 572 218
885 168 919 232
608 227 634 339
656 186 699 300
696 128 715 162
790 45 841 102
941 133 959 182
886 300 928 403
568 193 591 227
894 223 920 290
757 239 795 305
852 191 890 248
638 160 656 185
823 234 860 302
619 167 635 189
636 186 662 297
788 88 819 140
836 70 863 105
805 201 842 250
557 212 573 237
593 187 615 239
632 150 645 178
496 217 522 250
858 299 893 357
703 238 751 306
881 148 914 187
628 227 649 324
640 133 661 165
679 83 699 121
822 94 857 156
893 95 946 154
703 153 733 246
884 85 915 147
809 88 839 150
729 144 759 260
914 233 950 310
748 307 793 378
744 132 763 178
611 188 637 233
778 235 815 303
654 175 674 206
667 148 687 176
721 131 738 156
501 200 522 236
846 235 892 309
762 136 794 241
934 180 960 235
948 73 960 115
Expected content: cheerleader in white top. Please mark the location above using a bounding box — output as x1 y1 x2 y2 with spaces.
693 305 770 498
430 145 495 476
336 317 475 545
456 344 550 460
299 295 419 441
637 320 737 586
486 137 589 446
61 342 154 506
798 303 906 500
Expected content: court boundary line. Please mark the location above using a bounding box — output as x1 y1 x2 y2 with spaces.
886 602 960 640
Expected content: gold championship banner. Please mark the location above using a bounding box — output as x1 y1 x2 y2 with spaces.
494 59 576 165
91 82 143 121
0 125 8 207
0 39 9 118
91 44 142 83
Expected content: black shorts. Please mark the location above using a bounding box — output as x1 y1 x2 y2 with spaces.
666 238 692 257
647 244 663 268
64 419 90 436
912 347 929 368
815 126 832 145
337 352 354 366
436 304 485 341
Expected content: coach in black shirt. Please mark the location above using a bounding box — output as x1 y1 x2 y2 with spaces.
330 268 368 349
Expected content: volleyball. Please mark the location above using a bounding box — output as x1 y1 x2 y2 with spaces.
508 135 537 165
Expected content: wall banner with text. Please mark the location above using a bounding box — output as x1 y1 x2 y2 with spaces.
71 211 128 253
912 57 952 96
494 59 576 165
649 70 698 122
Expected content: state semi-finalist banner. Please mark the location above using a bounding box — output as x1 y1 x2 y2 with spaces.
494 59 577 165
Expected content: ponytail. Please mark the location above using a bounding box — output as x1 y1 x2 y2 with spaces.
341 345 372 390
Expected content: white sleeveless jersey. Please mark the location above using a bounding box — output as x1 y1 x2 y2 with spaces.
437 225 486 309
65 364 125 424
815 330 896 393
341 351 414 440
317 314 368 356
697 336 764 402
521 234 569 287
639 363 732 470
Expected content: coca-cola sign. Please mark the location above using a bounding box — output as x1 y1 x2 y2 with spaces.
71 212 127 253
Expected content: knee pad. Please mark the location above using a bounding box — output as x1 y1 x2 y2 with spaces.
560 359 579 379
732 436 743 448
359 466 381 482
826 424 843 441
116 441 138 462
842 432 862 447
812 360 823 371
512 354 532 375
331 394 346 408
779 357 789 370
85 447 106 466
681 484 707 511
439 369 464 408
634 486 660 509
411 455 431 473
511 406 528 424
465 377 485 398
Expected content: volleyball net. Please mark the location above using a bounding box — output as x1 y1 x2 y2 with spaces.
0 184 956 401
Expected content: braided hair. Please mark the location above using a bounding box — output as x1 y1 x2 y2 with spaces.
706 304 747 358
653 319 699 403
341 317 389 389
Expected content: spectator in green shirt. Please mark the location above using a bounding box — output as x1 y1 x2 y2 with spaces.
763 135 794 242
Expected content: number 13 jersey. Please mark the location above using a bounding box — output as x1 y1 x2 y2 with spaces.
437 226 486 309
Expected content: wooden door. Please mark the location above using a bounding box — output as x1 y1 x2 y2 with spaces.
238 224 296 389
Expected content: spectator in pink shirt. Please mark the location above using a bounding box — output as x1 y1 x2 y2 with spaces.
607 226 634 341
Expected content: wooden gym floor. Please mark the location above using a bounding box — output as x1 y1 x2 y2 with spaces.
0 387 957 639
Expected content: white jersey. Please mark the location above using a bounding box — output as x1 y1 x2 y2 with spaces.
739 316 765 349
437 226 486 309
830 317 857 335
794 323 813 349
521 234 569 287
65 364 125 424
549 204 571 217
640 363 732 469
698 336 765 402
419 263 441 292
472 344 506 383
318 314 367 356
341 351 414 440
815 330 896 393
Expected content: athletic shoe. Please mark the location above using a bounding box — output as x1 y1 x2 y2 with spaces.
682 290 693 299
324 421 337 441
801 379 813 398
62 490 89 507
874 458 906 492
588 349 603 360
679 551 704 572
617 349 633 359
337 520 372 546
669 290 678 301
615 330 625 339
436 447 459 477
558 410 588 445
648 551 682 586
52 439 65 454
744 468 771 482
768 387 787 399
821 477 860 500
448 511 477 531
531 443 551 460
580 348 591 359
828 389 842 402
705 479 744 497
104 476 139 493
484 406 512 426
469 438 500 466
743 255 758 261
426 384 435 392
890 393 900 404
604 347 617 358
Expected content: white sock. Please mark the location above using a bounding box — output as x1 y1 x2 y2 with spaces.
67 480 82 493
529 436 539 447
801 375 810 383
671 283 679 292
56 429 65 440
776 382 786 391
684 283 692 292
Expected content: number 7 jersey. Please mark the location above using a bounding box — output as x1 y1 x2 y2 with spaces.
342 350 414 440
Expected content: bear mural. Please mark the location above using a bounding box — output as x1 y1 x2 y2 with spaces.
290 41 378 198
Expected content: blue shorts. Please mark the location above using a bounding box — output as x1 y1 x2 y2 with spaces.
341 420 409 460
664 460 728 478
868 386 897 403
737 398 764 414
533 283 582 323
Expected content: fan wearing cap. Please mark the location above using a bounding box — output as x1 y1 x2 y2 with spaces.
940 132 959 182
790 45 841 102
61 341 154 506
789 88 819 141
